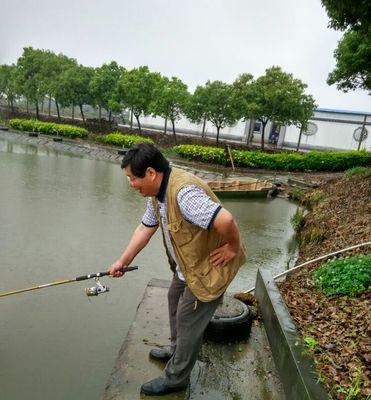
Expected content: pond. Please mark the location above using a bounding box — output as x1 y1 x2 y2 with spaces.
0 135 298 400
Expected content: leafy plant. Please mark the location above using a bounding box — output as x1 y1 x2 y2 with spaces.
304 336 319 352
102 132 153 147
290 208 305 232
173 144 371 172
9 118 88 138
313 254 371 297
344 166 371 178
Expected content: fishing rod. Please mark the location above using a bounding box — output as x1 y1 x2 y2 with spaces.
0 266 139 298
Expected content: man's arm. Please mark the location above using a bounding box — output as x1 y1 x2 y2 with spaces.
209 208 241 267
109 223 158 277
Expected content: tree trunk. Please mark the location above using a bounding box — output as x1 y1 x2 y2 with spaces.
261 121 267 151
79 104 86 125
296 125 303 152
48 96 51 116
216 126 220 146
108 110 112 123
41 98 44 113
201 116 207 138
171 119 177 143
56 101 61 122
99 106 102 121
35 102 40 120
72 103 75 121
10 98 15 113
135 114 141 134
130 108 133 130
164 117 168 135
26 98 29 113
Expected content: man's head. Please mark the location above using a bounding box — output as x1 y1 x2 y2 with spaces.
121 143 169 197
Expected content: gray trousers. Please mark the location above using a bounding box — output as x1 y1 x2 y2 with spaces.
162 273 222 388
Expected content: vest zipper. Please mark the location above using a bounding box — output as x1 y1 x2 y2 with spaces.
194 300 198 310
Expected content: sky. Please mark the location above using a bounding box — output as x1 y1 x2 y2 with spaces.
0 0 370 112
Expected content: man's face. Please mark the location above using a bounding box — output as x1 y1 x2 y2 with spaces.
124 165 158 197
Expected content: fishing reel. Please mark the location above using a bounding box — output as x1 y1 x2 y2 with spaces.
85 277 110 297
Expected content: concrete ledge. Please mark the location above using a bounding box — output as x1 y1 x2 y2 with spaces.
254 269 328 400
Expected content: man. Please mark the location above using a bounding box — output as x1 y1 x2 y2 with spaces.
109 143 246 396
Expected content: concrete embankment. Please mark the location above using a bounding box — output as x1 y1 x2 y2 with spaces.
103 279 284 400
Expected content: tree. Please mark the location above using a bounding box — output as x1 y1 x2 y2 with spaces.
321 0 371 92
53 64 94 124
194 80 238 146
232 73 255 145
90 61 124 122
186 85 210 138
16 47 53 119
117 66 161 134
246 66 316 150
150 76 189 142
0 64 18 112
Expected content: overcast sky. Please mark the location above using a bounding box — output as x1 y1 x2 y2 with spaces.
1 0 370 112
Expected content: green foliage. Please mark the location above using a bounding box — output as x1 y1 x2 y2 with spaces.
305 190 327 209
313 254 371 297
245 66 316 149
9 118 88 138
173 145 371 172
304 336 319 352
290 208 305 232
291 189 305 201
173 145 227 165
335 366 365 400
321 0 370 92
327 29 371 91
102 132 154 147
150 76 189 139
116 66 162 133
344 166 371 177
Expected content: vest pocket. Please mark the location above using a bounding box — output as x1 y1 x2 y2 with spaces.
168 220 193 246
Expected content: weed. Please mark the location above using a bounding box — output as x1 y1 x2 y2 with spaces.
335 366 365 400
344 166 371 178
313 254 371 297
304 336 319 352
290 207 305 232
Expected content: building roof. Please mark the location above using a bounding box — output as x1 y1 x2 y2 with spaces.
315 107 371 116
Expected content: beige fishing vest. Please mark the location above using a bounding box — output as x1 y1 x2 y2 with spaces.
151 168 246 302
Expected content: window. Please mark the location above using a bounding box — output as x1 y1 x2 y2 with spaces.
253 120 261 133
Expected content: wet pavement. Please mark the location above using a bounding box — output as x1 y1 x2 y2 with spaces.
103 279 284 400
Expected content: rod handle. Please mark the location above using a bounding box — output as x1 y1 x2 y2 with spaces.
75 266 139 281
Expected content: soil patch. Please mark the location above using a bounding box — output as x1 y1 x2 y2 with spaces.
279 170 371 399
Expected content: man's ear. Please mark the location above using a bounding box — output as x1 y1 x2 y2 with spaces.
147 167 156 178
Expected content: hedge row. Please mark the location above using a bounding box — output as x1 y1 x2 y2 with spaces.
9 119 88 139
102 132 154 147
173 144 371 172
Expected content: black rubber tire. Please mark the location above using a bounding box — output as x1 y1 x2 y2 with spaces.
204 297 253 343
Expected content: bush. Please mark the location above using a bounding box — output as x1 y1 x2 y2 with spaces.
102 132 154 147
173 144 371 172
313 254 371 297
9 119 88 139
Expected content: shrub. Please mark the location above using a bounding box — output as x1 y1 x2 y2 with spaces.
173 145 371 172
102 132 154 147
9 119 88 139
313 254 371 297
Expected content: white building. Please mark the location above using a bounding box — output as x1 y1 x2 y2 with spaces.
135 108 371 151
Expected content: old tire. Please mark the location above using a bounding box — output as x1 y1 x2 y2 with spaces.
204 295 253 343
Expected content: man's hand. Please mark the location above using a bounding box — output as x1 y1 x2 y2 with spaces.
108 260 127 278
209 243 238 267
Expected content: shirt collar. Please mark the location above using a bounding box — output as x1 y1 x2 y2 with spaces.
156 167 171 203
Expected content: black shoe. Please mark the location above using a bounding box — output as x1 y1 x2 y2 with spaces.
149 348 173 362
140 377 187 396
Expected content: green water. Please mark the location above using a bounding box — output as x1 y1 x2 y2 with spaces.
0 135 298 399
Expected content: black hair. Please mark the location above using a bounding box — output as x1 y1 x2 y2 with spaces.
121 142 169 178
